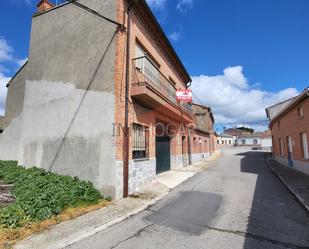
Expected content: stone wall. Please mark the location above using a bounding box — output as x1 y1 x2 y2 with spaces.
171 154 189 169
128 158 156 194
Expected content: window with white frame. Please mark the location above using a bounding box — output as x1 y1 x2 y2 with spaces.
300 132 309 159
241 139 245 145
132 124 149 159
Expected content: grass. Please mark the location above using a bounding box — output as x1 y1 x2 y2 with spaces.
0 161 111 248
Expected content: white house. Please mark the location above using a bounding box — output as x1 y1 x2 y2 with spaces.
217 133 234 146
237 130 272 149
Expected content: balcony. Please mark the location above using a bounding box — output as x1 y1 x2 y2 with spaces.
131 56 193 122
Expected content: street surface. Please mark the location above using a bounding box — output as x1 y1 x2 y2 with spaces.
67 147 309 249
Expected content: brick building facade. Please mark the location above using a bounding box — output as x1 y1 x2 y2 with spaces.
0 0 216 199
266 88 309 175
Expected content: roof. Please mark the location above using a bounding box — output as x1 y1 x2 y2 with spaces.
268 88 309 127
238 130 271 139
6 61 28 87
218 133 233 138
265 96 297 120
223 128 249 136
191 102 214 123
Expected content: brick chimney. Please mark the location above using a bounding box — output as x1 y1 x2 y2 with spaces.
37 0 55 12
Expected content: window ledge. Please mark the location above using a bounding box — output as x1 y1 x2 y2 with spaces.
133 158 150 162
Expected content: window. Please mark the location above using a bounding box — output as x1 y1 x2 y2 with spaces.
253 139 258 145
297 106 304 118
279 138 284 156
132 124 149 159
300 132 309 159
229 140 231 144
242 140 245 145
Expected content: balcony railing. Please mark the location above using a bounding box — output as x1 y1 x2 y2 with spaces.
132 56 192 114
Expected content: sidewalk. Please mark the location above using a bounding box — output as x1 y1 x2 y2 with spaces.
267 159 309 212
15 150 221 249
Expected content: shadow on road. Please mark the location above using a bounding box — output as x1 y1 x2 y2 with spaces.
236 151 309 248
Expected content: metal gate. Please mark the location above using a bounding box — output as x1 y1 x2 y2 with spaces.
156 136 171 174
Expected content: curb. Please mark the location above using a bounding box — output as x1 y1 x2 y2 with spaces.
266 159 309 213
57 192 169 249
17 151 222 249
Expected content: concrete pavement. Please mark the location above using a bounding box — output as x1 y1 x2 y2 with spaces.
66 147 309 249
267 158 309 212
15 151 221 249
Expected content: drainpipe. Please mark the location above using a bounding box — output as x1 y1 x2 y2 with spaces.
123 0 135 198
187 116 192 165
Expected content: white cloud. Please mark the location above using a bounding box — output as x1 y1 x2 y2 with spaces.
191 66 299 125
17 57 28 67
169 27 182 42
177 0 194 13
0 37 14 62
0 37 26 115
0 72 10 116
146 0 167 10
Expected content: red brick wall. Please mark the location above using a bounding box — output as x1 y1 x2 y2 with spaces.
270 98 309 162
114 0 193 162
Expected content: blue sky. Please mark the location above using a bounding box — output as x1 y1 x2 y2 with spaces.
1 0 308 132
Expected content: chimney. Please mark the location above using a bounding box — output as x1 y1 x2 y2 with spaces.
37 0 55 12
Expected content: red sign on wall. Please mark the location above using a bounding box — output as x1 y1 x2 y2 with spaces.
176 89 192 103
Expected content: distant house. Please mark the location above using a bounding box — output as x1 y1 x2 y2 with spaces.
223 128 250 144
191 103 216 163
217 133 234 147
237 131 272 149
266 88 309 175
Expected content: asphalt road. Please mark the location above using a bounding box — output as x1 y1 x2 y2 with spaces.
67 147 309 249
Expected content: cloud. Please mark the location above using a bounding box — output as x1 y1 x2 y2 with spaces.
191 66 299 125
0 37 26 115
17 57 28 67
0 72 10 115
169 26 183 42
177 0 194 13
146 0 167 10
0 37 14 62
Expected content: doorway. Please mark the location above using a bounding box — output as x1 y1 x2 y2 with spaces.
156 136 171 174
286 136 293 167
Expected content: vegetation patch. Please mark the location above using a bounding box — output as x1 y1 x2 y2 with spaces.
0 161 111 248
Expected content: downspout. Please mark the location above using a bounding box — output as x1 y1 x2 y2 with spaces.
123 0 135 198
187 125 192 165
187 80 192 164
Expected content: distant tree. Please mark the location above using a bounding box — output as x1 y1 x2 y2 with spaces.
236 126 254 134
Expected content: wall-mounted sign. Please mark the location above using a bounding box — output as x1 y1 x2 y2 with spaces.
176 89 192 103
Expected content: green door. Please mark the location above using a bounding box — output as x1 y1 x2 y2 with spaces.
156 136 171 174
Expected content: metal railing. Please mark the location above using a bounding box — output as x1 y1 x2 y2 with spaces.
132 56 192 114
